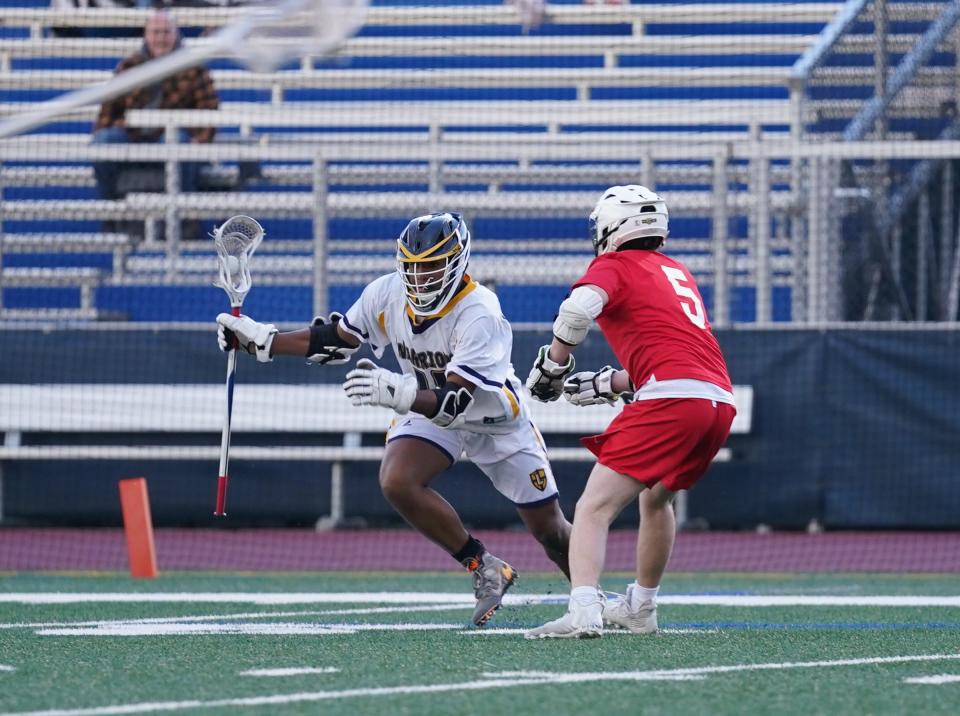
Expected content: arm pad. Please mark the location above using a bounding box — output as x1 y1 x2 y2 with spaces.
429 381 475 428
552 286 605 346
306 312 359 365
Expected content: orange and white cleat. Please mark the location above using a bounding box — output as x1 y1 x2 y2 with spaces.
470 553 518 627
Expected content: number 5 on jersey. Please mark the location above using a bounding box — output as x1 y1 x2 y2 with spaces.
661 265 706 329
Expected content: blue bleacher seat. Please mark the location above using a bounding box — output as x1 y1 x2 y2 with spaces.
4 0 909 324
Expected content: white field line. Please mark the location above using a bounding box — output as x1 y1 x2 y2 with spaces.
0 604 469 631
0 664 14 672
2 653 960 716
33 621 721 638
0 592 481 605
903 674 960 684
240 668 339 677
311 604 472 616
3 592 960 607
35 622 466 637
659 595 960 607
460 627 718 636
483 653 960 682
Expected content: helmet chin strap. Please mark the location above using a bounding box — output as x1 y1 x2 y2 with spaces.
402 251 470 316
405 275 471 319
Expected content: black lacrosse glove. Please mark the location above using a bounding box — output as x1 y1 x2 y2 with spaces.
525 344 576 402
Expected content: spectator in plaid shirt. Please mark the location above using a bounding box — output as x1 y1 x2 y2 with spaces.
92 10 219 202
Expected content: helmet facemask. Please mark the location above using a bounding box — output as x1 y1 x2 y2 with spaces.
397 215 471 316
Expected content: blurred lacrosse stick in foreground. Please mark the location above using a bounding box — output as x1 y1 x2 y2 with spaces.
212 215 265 517
0 0 369 139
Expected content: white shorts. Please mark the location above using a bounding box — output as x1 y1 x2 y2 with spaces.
386 414 559 508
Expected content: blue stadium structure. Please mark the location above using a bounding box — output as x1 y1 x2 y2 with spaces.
0 0 957 324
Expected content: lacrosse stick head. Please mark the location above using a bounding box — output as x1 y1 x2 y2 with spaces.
213 215 265 307
238 0 370 73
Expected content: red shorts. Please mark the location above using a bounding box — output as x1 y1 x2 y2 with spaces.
580 398 736 492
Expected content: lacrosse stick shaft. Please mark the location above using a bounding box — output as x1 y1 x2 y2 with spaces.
0 0 318 140
0 0 367 140
0 33 245 140
215 306 241 516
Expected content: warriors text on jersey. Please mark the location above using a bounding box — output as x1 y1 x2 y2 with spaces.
572 250 733 397
340 273 526 433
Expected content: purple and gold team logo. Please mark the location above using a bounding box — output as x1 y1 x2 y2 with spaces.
529 468 547 492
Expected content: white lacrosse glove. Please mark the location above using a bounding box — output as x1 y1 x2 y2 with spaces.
343 358 418 414
216 313 277 363
525 345 576 402
563 366 623 407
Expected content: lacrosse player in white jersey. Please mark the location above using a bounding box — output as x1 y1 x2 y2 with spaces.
217 212 572 626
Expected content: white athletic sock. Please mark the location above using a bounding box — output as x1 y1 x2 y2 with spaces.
630 582 659 609
570 585 601 607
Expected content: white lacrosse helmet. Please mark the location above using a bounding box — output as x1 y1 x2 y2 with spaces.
588 185 669 256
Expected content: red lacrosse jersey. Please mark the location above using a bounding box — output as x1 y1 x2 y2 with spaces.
572 250 732 392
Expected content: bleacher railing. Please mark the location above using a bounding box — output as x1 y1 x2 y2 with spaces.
3 2 959 323
7 136 960 323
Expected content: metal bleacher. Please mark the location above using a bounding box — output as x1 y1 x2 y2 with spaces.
0 1 957 324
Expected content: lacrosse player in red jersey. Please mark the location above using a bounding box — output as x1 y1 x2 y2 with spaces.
524 186 736 639
216 212 571 627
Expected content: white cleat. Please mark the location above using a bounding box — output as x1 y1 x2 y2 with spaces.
602 585 658 634
525 593 604 639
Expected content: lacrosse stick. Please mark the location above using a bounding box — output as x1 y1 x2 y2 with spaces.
0 0 369 139
212 215 265 517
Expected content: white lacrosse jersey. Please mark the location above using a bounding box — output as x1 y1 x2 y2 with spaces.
340 273 528 434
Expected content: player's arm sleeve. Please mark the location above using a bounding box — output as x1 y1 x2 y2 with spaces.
447 313 511 393
340 276 391 358
571 255 625 313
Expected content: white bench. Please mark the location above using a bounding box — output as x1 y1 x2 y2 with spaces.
0 34 817 68
1 65 922 97
116 251 794 288
0 68 797 107
0 267 104 319
0 132 801 162
123 99 795 129
0 4 845 31
0 158 796 190
0 186 797 221
0 231 130 261
0 383 753 526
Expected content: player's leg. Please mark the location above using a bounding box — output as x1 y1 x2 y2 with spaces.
636 482 676 588
383 417 514 626
525 462 641 639
469 421 571 578
629 401 734 595
609 400 735 634
569 462 644 588
603 482 675 635
378 437 465 553
516 497 571 580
